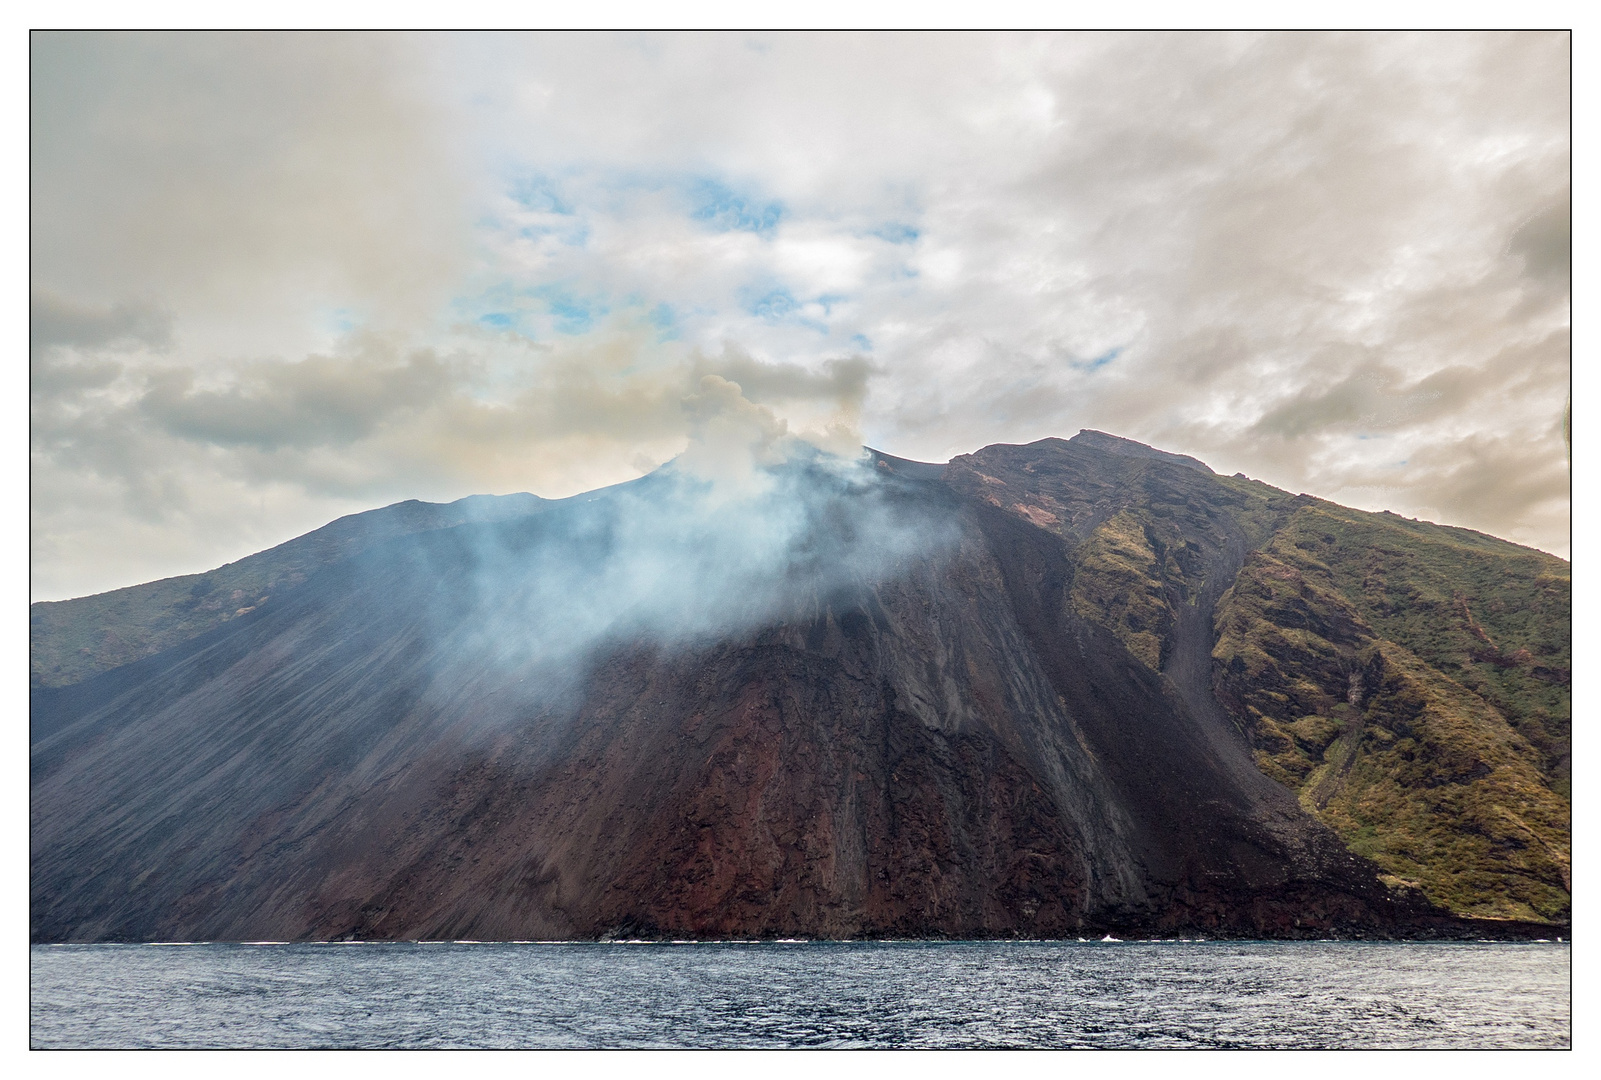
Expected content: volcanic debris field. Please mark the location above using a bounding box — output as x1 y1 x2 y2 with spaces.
31 432 1569 942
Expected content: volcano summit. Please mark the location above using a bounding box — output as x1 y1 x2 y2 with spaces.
31 432 1570 942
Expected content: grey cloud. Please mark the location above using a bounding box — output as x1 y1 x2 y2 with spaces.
1246 356 1482 442
31 291 173 357
32 401 196 525
1380 430 1570 540
31 31 468 331
695 347 874 410
31 324 887 597
884 31 1568 554
31 352 124 399
1251 376 1381 441
1510 195 1570 284
29 32 1571 596
141 349 454 450
30 292 172 403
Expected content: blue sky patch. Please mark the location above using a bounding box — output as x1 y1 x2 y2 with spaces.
647 302 680 340
1070 346 1123 372
510 176 575 215
455 282 611 337
690 178 784 235
518 222 590 247
739 285 830 332
536 287 605 335
748 288 798 319
871 222 920 244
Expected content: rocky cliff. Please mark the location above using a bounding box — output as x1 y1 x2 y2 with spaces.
31 433 1569 941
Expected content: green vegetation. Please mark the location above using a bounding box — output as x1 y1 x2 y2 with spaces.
1066 468 1299 674
1070 511 1172 669
1212 502 1570 922
35 435 1571 925
1269 503 1570 794
32 566 299 689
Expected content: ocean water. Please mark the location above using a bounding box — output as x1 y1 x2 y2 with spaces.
30 939 1569 1049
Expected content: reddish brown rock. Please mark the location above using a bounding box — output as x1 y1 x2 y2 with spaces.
32 435 1546 942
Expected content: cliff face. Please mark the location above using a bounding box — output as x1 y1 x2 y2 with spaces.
30 434 1569 941
1211 506 1570 921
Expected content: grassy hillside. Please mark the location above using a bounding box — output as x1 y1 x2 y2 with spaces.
953 435 1569 925
34 433 1570 926
1211 502 1570 921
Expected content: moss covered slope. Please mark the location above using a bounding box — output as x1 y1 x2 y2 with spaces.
1211 504 1569 921
950 434 1569 925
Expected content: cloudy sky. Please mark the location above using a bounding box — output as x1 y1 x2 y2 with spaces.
30 31 1570 600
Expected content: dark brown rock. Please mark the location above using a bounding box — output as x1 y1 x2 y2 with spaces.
32 437 1556 942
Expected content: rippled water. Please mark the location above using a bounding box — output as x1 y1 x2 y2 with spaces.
30 940 1569 1048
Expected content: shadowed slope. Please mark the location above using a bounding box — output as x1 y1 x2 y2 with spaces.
31 436 1568 939
948 435 1569 925
30 491 554 689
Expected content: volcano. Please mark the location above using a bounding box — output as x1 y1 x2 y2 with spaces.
31 432 1570 941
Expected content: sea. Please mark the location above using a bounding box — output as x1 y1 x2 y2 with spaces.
30 939 1570 1049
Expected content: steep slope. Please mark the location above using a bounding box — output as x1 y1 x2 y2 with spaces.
31 433 1569 939
1211 503 1570 921
942 434 1568 924
31 491 551 689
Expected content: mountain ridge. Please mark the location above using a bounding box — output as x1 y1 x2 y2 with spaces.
31 432 1569 940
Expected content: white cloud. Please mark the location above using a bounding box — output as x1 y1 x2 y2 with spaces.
30 31 1570 599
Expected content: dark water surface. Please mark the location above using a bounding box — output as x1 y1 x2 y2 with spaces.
30 940 1570 1049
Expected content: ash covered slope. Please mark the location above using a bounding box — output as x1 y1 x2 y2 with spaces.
951 434 1569 924
31 435 1565 940
31 491 552 689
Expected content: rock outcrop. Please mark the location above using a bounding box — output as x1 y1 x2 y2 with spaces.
31 434 1569 941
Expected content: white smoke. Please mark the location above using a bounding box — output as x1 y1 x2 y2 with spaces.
391 375 953 711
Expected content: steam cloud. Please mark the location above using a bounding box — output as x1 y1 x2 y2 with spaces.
372 386 953 709
30 32 1570 600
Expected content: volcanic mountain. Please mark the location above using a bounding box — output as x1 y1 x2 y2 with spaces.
31 432 1570 941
